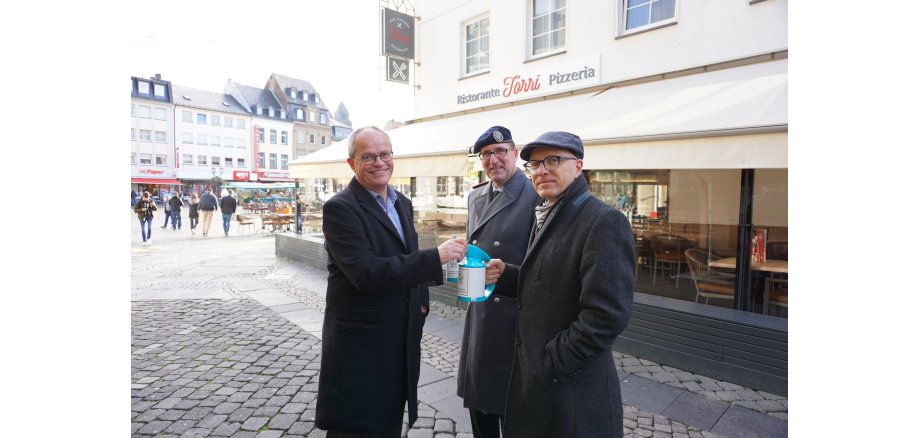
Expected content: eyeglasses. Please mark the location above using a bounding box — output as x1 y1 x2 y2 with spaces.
355 152 393 164
478 147 511 160
523 156 578 175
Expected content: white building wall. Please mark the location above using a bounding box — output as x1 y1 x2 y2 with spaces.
414 0 787 119
173 106 253 181
252 117 295 177
131 98 176 179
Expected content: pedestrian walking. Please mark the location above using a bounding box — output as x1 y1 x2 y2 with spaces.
168 192 183 230
161 190 172 229
134 191 157 245
485 131 634 437
219 189 237 237
315 126 467 437
188 192 200 235
198 188 219 237
131 189 137 209
457 126 539 438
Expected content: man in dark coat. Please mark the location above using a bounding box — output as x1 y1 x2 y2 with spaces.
485 131 634 437
168 192 183 230
198 188 219 237
219 190 237 237
457 126 539 438
316 126 467 437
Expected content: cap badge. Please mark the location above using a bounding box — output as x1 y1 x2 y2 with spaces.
493 131 504 142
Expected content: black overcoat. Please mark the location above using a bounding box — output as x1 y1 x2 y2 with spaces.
457 170 539 414
499 176 634 437
316 177 443 434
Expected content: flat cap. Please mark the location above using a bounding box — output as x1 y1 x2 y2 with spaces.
520 131 584 161
472 126 513 154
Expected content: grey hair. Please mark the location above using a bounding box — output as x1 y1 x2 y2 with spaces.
348 126 391 157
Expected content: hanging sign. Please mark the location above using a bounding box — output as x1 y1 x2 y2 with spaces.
387 56 410 84
382 8 415 60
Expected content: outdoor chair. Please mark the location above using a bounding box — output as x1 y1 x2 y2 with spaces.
236 214 255 235
651 234 690 287
685 248 735 304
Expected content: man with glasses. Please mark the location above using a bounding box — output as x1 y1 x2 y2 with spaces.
457 126 539 438
484 131 634 437
316 126 468 437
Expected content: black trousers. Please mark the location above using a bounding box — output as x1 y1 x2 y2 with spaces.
470 409 503 438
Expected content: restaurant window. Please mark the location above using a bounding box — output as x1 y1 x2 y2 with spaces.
750 168 788 318
621 0 677 34
140 153 152 165
529 0 566 58
198 155 207 165
464 15 490 75
258 152 265 168
391 177 414 198
269 153 277 169
156 154 167 166
281 154 288 170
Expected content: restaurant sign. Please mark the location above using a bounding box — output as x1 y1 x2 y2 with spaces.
455 54 601 108
139 168 165 175
381 8 414 60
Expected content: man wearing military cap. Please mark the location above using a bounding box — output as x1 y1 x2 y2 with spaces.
484 131 635 437
457 126 539 438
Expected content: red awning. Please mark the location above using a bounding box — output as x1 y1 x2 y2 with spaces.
131 178 182 185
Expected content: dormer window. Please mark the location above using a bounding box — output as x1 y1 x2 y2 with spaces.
137 81 150 95
269 107 275 117
280 110 287 119
320 113 328 125
289 88 296 98
154 84 166 98
296 109 304 120
255 106 262 115
309 93 316 103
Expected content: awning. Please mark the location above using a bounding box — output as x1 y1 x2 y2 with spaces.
290 59 786 175
224 182 296 189
259 177 295 182
131 178 181 185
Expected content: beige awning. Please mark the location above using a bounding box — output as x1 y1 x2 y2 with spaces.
290 58 787 176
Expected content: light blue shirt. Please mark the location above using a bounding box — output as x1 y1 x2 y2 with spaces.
367 185 405 244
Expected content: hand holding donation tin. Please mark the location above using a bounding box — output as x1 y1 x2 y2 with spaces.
437 237 467 265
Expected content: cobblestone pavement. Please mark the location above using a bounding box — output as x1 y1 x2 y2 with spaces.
132 212 786 437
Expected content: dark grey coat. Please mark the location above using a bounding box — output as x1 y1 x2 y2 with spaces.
457 169 539 414
499 176 634 437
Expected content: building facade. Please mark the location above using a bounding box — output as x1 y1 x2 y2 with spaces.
265 73 335 159
131 75 180 196
226 81 295 183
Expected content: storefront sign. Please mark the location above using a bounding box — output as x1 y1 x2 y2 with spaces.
381 8 414 59
139 168 165 175
252 124 260 170
261 172 289 179
233 171 250 181
455 54 601 108
387 56 410 84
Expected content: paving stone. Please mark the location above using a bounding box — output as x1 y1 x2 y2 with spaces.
196 414 229 429
241 417 269 431
165 419 198 435
159 409 189 421
281 402 310 414
228 407 256 423
256 431 283 438
253 405 281 417
289 421 315 435
433 419 453 433
758 399 786 412
179 428 214 437
408 430 434 438
269 413 300 429
214 402 243 415
212 422 242 436
138 420 173 435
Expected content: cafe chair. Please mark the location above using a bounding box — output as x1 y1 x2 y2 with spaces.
236 214 255 235
764 240 788 311
651 234 690 288
634 234 653 282
766 282 788 316
685 248 735 304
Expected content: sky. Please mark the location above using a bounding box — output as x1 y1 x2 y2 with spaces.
129 0 416 129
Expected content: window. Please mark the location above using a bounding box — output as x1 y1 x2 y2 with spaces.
310 112 316 122
236 138 245 148
296 109 304 120
320 113 328 124
297 131 304 143
197 134 207 145
155 131 167 143
211 135 221 146
137 105 151 118
182 132 193 144
224 117 233 128
197 113 206 124
623 0 677 33
258 128 264 143
211 115 220 125
309 133 315 144
530 0 566 57
154 107 167 120
237 158 246 168
258 152 265 168
237 118 246 129
224 157 233 167
140 153 152 165
269 153 277 169
212 156 220 166
464 16 490 75
198 155 207 165
154 84 166 97
183 111 193 122
224 137 234 147
131 104 135 116
131 128 135 140
131 152 136 164
183 154 193 165
139 129 152 141
270 129 277 144
321 135 326 145
137 81 150 95
156 154 167 166
281 154 288 170
281 131 288 145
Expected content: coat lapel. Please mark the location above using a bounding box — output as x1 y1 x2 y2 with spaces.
470 171 525 237
349 178 407 251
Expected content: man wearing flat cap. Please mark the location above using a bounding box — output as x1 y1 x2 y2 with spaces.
484 131 634 437
456 126 539 438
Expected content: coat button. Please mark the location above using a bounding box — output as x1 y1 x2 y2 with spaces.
493 241 501 247
517 303 522 310
493 297 501 303
515 338 521 346
472 239 478 245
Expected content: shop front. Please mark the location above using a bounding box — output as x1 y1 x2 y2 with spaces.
131 175 182 204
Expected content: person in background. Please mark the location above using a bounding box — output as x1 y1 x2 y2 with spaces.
316 126 467 437
131 189 137 209
457 126 539 438
168 191 183 230
219 189 237 237
485 131 634 437
281 202 292 215
161 190 172 229
188 192 200 235
134 191 157 246
198 188 219 237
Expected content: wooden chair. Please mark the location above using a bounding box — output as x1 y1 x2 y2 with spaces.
651 234 690 287
236 214 255 235
685 248 735 304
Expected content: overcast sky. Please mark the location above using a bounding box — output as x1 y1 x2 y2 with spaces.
129 0 416 129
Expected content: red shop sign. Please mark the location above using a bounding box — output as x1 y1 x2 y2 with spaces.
233 171 250 181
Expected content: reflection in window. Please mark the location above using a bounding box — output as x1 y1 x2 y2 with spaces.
532 0 566 56
624 0 676 31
